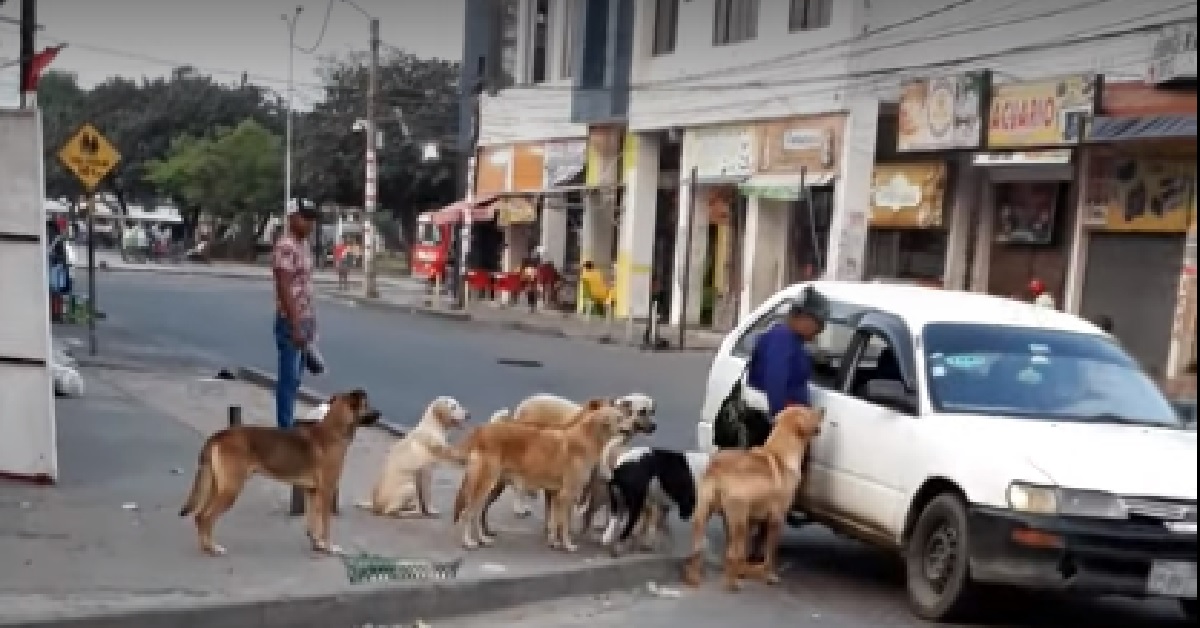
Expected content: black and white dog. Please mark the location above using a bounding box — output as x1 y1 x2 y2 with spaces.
602 446 710 555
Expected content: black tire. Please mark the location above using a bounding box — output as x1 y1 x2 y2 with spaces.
1180 599 1197 622
905 493 981 622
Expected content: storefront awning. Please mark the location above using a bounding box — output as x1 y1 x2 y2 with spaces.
1087 115 1197 143
738 172 836 201
429 195 499 225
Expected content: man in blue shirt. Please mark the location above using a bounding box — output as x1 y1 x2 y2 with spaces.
747 290 826 426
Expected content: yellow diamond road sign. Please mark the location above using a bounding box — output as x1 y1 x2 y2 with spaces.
57 123 121 191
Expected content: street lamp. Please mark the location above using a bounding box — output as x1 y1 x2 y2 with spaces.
281 6 302 215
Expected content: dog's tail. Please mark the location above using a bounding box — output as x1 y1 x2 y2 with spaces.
488 408 511 423
179 443 217 518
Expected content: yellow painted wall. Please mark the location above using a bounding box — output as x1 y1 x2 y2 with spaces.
613 132 638 318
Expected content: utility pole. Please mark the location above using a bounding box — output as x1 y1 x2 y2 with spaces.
18 0 34 108
362 17 381 299
282 6 301 215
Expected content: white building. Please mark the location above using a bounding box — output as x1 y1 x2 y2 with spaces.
475 1 1197 374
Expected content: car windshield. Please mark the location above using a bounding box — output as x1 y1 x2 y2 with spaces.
417 222 442 246
923 323 1181 428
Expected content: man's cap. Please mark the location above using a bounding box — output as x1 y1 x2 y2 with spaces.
788 286 830 321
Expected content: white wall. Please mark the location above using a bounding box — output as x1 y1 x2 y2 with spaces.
626 0 1193 131
478 0 588 146
628 0 859 130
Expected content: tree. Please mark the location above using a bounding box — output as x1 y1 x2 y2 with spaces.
294 49 460 247
38 66 283 234
146 119 282 258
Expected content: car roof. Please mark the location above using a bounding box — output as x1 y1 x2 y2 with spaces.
784 281 1106 336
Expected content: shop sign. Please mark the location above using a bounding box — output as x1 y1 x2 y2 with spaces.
1084 149 1195 233
543 140 587 188
870 162 947 228
585 126 623 187
496 196 537 227
972 150 1072 166
1148 22 1197 84
686 125 754 180
987 74 1099 149
897 71 989 152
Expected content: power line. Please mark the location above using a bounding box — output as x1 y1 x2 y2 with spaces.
295 0 336 55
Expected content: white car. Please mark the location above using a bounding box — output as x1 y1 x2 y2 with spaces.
697 281 1196 623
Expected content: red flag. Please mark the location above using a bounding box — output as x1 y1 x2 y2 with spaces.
21 44 65 92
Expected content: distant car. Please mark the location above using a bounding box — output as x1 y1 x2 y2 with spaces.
697 281 1196 623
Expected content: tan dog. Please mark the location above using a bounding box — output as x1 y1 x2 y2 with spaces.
682 406 824 591
357 396 469 517
452 399 635 552
491 393 656 520
179 389 380 556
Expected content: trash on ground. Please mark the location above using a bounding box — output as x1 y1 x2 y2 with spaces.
479 562 507 574
121 503 138 511
646 581 681 598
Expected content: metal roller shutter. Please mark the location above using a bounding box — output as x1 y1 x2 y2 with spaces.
1080 233 1185 378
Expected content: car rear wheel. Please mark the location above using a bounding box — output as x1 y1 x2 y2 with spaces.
1181 599 1197 621
905 493 981 622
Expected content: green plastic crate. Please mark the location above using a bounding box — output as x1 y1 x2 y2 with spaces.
341 553 463 585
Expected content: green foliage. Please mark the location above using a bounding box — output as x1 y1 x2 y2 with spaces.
145 120 282 248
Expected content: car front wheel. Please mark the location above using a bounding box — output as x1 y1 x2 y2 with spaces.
905 494 981 622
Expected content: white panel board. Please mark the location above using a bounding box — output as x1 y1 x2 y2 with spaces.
0 242 51 359
0 108 58 482
0 364 56 480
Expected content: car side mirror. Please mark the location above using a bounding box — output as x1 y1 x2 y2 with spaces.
862 379 918 415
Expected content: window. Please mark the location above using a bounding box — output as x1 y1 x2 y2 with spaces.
417 222 442 246
731 294 861 389
789 0 832 32
713 0 758 46
529 0 551 84
495 0 520 89
923 323 1181 427
652 0 679 56
560 0 583 79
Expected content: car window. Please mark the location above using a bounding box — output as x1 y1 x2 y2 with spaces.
923 323 1181 427
730 295 865 389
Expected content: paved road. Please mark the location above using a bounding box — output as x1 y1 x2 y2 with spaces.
77 272 1189 628
84 271 711 450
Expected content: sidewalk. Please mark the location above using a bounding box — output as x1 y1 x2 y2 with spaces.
0 366 678 627
91 249 422 291
327 289 727 353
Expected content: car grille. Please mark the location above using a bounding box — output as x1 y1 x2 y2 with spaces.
1123 497 1198 523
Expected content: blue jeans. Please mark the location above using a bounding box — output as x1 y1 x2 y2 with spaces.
274 315 313 429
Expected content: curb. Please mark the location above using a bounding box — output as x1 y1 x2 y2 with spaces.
6 554 681 628
322 291 719 353
100 261 408 289
235 366 411 438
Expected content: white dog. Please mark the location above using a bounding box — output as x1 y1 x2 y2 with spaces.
357 396 469 517
494 392 657 529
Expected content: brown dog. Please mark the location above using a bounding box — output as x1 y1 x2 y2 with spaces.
452 398 635 552
179 389 380 556
480 393 657 537
682 406 824 591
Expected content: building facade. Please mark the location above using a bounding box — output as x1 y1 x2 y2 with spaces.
469 0 1197 378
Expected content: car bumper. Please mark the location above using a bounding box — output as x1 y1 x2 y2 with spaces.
969 506 1197 599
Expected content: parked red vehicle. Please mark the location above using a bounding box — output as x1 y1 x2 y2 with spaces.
411 211 452 286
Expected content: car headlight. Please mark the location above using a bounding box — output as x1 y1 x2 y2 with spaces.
1006 482 1127 519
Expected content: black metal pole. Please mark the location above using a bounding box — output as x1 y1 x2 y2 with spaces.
86 193 97 356
678 166 698 351
18 0 35 108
